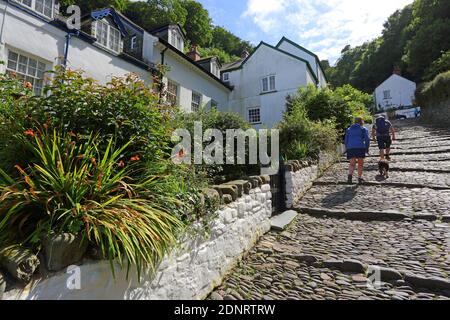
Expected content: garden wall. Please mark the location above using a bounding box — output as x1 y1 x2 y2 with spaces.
3 177 272 300
285 152 337 209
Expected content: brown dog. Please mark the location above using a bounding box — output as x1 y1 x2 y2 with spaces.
378 159 390 178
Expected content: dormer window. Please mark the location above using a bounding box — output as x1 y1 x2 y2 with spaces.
16 0 54 18
95 20 121 53
169 29 184 51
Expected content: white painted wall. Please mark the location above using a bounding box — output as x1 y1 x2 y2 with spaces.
225 44 312 129
4 184 272 300
374 74 417 110
277 39 327 88
151 46 230 113
0 2 149 84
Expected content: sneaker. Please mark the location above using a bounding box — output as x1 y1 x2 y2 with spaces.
358 177 365 184
347 175 353 184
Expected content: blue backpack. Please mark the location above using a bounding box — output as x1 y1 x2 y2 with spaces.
376 117 390 136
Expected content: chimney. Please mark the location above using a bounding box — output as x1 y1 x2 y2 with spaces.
187 44 201 61
241 50 250 59
393 65 402 76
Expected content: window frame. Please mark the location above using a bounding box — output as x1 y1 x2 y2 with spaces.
191 91 202 112
166 79 179 106
6 49 48 96
95 20 122 54
248 107 261 124
210 100 218 109
222 72 230 82
261 75 276 93
383 90 391 100
15 0 55 19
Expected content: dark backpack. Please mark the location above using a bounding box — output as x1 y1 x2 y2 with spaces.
376 118 390 136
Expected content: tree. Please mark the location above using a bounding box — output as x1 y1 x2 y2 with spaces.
211 26 253 57
60 0 129 13
180 0 212 47
124 0 187 31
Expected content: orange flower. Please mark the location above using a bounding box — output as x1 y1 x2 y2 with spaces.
90 157 97 166
23 81 33 89
24 129 35 137
130 155 141 162
118 160 125 168
10 71 17 78
177 149 185 159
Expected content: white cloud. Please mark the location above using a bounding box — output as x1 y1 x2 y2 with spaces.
243 0 413 63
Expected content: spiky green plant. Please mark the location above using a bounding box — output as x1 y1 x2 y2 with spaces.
0 129 183 278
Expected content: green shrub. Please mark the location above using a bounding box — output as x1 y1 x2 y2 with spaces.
278 107 338 161
416 70 450 107
0 129 183 277
176 107 259 183
0 68 172 174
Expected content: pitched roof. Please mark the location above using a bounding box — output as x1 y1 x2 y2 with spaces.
149 23 187 39
275 37 328 83
158 38 233 91
221 41 319 84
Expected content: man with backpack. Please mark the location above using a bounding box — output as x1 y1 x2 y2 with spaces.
345 117 371 184
372 115 396 160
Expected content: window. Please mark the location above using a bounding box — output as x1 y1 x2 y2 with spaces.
383 90 391 99
248 108 261 124
191 92 201 112
211 100 218 109
170 30 183 51
16 0 54 18
95 20 121 53
261 75 276 93
222 72 230 82
7 50 46 95
130 36 137 50
166 80 178 106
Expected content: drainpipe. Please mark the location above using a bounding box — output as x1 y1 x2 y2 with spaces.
158 45 168 103
63 30 79 69
0 0 10 45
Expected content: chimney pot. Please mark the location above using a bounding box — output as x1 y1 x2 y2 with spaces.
187 44 201 61
241 50 250 59
393 66 402 76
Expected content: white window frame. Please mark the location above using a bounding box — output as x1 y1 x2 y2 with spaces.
94 20 122 54
261 75 276 93
248 107 261 124
169 29 183 51
6 49 48 95
222 72 230 82
166 80 179 106
383 90 391 100
191 91 202 112
15 0 54 19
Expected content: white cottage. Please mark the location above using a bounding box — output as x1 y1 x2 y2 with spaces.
0 0 231 111
221 37 327 129
374 68 417 111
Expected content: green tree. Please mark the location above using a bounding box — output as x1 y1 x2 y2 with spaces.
60 0 130 12
180 0 212 47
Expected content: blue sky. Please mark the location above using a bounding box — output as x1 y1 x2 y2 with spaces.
197 0 414 65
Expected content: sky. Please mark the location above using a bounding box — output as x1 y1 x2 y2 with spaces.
197 0 414 65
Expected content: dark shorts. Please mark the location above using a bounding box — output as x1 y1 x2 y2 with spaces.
377 136 392 150
347 148 366 160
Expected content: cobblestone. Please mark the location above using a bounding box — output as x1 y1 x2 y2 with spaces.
210 120 450 300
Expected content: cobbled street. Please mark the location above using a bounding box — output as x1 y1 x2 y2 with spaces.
210 120 450 300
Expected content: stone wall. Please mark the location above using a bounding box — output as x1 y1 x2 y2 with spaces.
3 178 272 300
285 152 337 209
421 98 450 126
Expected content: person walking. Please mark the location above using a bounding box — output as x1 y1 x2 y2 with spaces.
345 117 371 184
372 115 396 160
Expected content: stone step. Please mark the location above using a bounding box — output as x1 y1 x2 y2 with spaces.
270 210 298 231
314 180 450 191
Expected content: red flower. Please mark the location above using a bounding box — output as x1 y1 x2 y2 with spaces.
118 160 125 168
130 155 141 162
24 129 35 137
177 149 185 159
23 81 33 89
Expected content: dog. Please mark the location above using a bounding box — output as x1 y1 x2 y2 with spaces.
378 159 390 179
